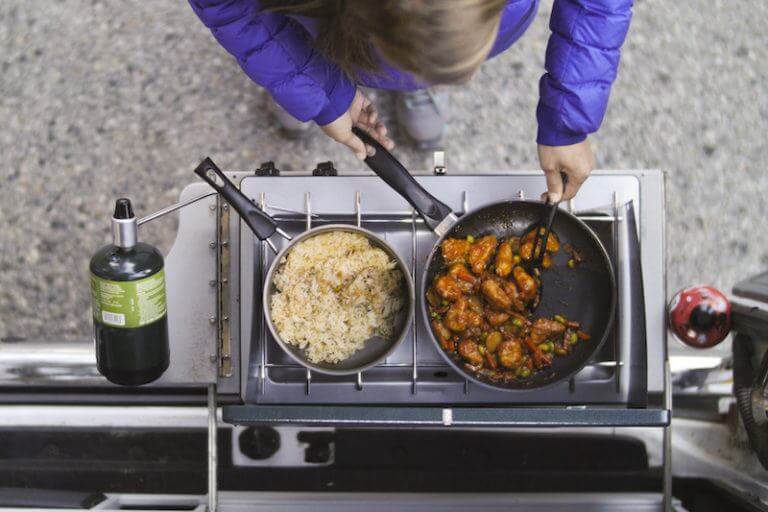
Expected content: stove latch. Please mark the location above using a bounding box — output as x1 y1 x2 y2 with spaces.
313 161 337 176
255 161 280 176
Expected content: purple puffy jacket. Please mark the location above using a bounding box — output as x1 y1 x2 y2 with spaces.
189 0 633 146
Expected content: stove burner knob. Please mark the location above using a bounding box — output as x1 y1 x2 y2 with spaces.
298 431 334 464
238 426 280 460
668 285 731 348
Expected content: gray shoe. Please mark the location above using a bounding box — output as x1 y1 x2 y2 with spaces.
395 89 450 149
268 95 311 139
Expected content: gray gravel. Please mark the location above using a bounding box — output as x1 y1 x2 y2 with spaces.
1 0 767 340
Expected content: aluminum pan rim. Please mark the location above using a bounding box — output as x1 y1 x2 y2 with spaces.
262 224 416 376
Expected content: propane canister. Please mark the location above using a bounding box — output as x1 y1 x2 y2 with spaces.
89 198 169 385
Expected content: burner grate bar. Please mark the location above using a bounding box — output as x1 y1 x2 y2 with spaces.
262 360 623 370
410 208 418 395
267 213 622 223
462 191 471 394
355 191 363 391
258 192 268 395
613 190 622 394
305 192 313 395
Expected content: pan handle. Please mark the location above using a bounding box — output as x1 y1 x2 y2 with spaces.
193 157 287 245
352 127 454 231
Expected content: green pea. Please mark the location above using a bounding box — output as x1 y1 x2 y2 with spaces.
554 346 567 356
512 318 523 328
554 315 567 325
466 235 475 243
518 367 531 378
567 332 578 345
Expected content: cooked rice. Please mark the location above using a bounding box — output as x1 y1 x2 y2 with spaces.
270 231 405 364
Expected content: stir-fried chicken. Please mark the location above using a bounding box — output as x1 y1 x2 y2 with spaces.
429 230 588 382
467 235 497 275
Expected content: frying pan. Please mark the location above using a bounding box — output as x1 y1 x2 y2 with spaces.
193 158 415 376
353 128 617 391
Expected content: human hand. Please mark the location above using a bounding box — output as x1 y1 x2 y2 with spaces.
537 139 596 202
319 89 394 160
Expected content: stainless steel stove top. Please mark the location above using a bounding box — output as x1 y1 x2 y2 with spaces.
228 171 666 407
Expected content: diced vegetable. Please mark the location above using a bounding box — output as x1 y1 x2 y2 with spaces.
553 315 567 325
512 318 523 328
567 259 576 269
466 235 475 244
554 346 568 356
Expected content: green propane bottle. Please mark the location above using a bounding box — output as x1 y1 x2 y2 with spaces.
89 198 169 385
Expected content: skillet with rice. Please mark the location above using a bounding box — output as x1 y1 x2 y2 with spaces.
270 231 405 365
195 159 415 375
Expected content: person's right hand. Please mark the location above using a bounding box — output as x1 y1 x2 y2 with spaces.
319 89 394 160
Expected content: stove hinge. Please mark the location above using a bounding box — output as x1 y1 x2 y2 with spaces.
216 194 233 378
312 161 337 176
255 161 280 176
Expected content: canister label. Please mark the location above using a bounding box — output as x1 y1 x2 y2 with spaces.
90 270 167 328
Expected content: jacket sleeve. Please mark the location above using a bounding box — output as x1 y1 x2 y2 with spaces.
188 0 356 125
536 0 633 146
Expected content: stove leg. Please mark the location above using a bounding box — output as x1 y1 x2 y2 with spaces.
662 360 672 511
208 383 218 512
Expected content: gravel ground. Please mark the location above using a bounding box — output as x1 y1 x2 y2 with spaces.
1 0 767 341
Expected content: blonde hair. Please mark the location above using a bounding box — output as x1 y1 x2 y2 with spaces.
261 0 507 84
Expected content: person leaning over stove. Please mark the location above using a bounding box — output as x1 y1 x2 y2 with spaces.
188 0 632 202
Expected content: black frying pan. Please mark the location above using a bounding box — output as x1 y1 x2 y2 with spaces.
353 128 617 391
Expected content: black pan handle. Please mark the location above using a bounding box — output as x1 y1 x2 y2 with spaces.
352 127 453 228
193 157 277 241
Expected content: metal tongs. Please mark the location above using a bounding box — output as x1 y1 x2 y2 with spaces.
522 173 567 310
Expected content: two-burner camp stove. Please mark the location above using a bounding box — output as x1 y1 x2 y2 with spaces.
159 161 667 429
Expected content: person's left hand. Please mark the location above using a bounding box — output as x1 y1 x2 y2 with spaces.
537 139 596 202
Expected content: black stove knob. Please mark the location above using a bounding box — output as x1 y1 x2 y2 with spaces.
238 426 280 460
